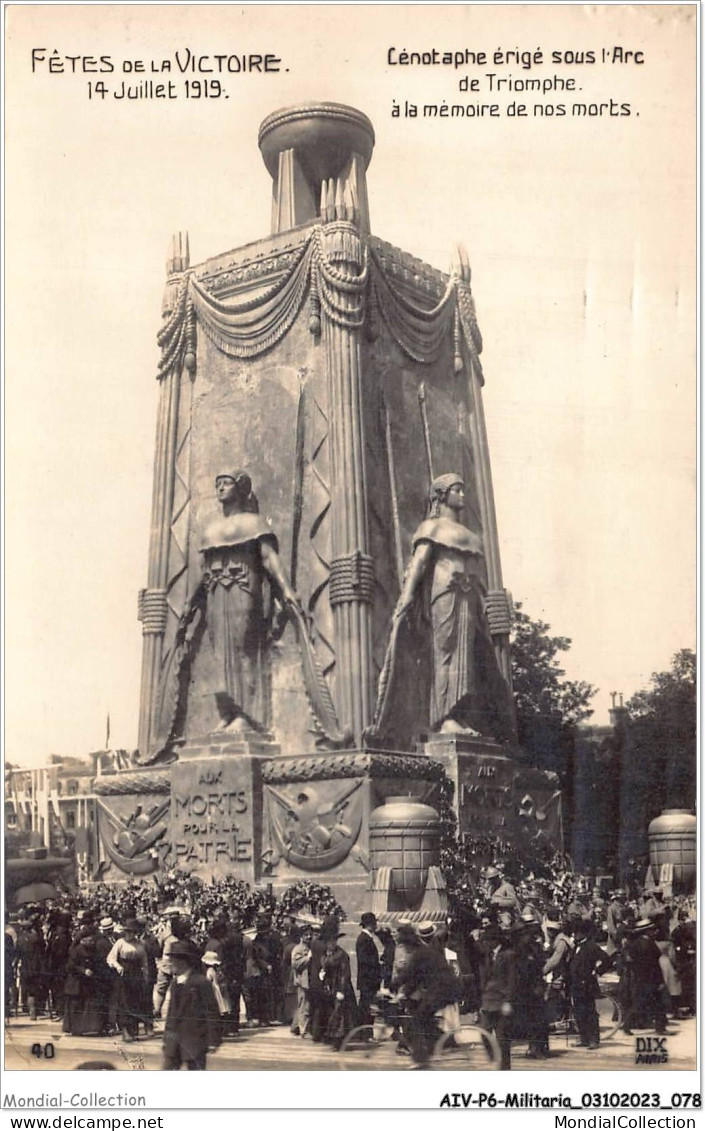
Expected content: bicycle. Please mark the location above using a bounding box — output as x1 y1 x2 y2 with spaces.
338 992 501 1071
547 981 623 1045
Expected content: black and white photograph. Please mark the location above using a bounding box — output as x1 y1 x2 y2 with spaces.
3 0 698 1109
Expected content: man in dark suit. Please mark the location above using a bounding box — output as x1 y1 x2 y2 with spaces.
480 926 516 1070
569 919 608 1049
355 912 383 1026
163 941 222 1070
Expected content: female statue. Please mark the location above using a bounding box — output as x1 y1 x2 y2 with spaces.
199 471 297 734
369 473 513 746
153 470 343 757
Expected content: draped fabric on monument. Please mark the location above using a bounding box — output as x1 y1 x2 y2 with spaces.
156 227 483 377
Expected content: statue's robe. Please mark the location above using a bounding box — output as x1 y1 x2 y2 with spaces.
369 517 513 749
200 512 278 729
151 514 277 758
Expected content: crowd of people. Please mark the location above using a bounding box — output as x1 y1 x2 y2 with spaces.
4 869 696 1070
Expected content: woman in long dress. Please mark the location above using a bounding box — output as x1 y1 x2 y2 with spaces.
373 473 513 742
319 933 357 1050
107 920 150 1041
63 930 104 1036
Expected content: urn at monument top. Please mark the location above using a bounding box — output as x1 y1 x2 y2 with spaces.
648 809 696 890
258 102 375 234
369 795 441 905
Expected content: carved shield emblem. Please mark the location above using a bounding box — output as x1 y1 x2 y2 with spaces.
265 779 363 871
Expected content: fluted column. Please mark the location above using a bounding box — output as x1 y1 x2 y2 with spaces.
137 234 193 760
319 220 374 744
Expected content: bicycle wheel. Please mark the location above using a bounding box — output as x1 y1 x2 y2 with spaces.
596 993 623 1041
432 1025 502 1070
338 1025 404 1070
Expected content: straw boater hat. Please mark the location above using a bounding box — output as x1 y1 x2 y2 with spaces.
99 917 115 932
417 922 437 940
296 912 323 929
634 918 656 932
202 951 221 966
520 909 539 923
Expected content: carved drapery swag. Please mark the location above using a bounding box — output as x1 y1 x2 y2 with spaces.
156 226 483 380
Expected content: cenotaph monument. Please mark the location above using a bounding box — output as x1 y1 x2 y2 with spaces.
92 103 561 915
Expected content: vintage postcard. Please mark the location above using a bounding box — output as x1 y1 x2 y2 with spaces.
3 0 698 1117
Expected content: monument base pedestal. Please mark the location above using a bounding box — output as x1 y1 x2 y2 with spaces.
91 735 562 916
424 734 563 848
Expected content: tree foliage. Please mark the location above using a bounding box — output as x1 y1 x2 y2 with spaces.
510 602 596 779
625 648 696 810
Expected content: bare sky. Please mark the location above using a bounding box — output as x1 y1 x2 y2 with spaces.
5 4 696 767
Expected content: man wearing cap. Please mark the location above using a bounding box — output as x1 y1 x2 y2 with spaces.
486 867 520 915
567 889 592 922
605 890 626 956
163 941 222 1070
290 923 315 1037
356 913 384 1027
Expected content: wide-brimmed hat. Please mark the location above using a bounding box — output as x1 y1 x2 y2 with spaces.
318 915 342 942
417 922 437 940
202 951 221 966
170 939 197 960
485 866 501 879
634 918 656 932
295 912 322 929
